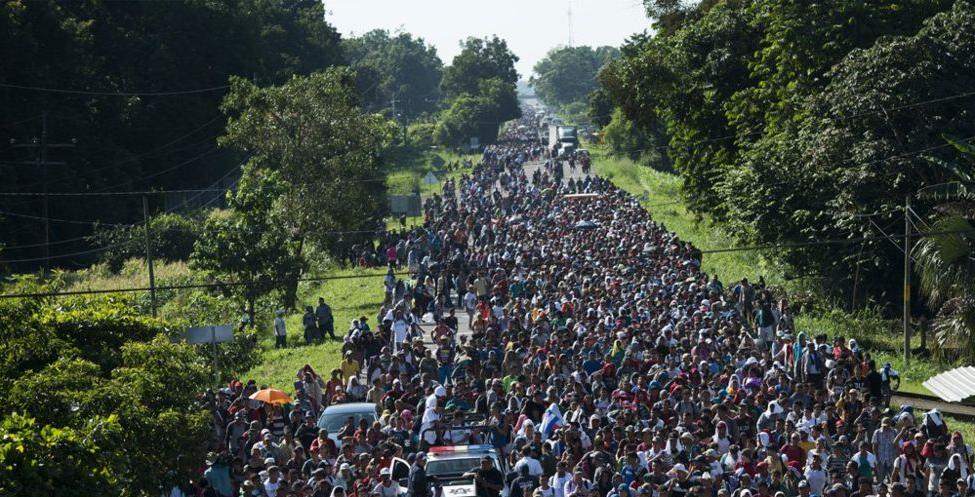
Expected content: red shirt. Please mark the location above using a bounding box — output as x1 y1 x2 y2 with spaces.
780 444 805 466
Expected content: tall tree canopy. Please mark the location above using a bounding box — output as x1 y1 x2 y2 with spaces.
217 68 393 300
435 36 521 148
530 45 619 109
343 29 444 120
441 36 520 98
602 0 973 302
0 0 343 272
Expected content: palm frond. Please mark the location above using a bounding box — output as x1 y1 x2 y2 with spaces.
917 181 975 203
932 296 975 360
913 216 975 307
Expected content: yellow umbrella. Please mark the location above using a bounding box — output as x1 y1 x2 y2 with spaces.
249 388 292 405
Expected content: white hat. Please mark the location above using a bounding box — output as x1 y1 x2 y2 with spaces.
434 385 447 397
340 463 351 471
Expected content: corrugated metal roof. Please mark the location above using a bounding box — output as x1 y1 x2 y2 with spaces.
923 366 975 403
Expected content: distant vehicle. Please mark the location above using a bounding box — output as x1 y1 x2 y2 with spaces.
316 402 378 445
548 124 579 157
390 445 509 497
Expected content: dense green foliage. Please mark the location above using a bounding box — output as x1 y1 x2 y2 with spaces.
0 278 222 496
211 68 393 307
90 212 201 272
0 0 343 272
912 140 975 357
530 45 618 109
601 0 975 304
433 37 521 149
192 168 305 314
343 29 444 120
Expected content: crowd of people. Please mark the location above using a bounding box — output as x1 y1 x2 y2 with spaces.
196 111 972 497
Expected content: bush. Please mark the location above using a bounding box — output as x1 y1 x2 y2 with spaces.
407 122 436 149
91 212 201 272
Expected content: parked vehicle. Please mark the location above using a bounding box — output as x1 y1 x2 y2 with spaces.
316 402 378 445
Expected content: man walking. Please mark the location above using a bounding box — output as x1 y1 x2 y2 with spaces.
316 297 335 340
273 310 287 349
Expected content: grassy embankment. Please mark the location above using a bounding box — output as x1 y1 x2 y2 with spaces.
384 148 481 229
591 146 975 427
61 258 386 394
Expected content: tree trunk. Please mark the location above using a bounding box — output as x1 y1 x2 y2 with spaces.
283 236 305 310
247 297 256 329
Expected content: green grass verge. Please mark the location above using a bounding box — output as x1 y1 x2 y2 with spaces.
591 147 785 287
385 148 480 197
243 266 387 394
590 145 949 396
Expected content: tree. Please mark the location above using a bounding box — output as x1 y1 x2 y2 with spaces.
343 29 444 119
441 36 519 98
191 167 305 316
218 69 394 295
0 413 124 497
914 137 975 358
530 46 618 108
436 37 521 148
434 94 501 148
0 280 215 496
0 0 344 272
91 212 201 272
601 108 652 162
587 87 615 128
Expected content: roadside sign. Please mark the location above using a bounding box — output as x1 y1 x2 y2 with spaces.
422 171 438 185
186 325 234 344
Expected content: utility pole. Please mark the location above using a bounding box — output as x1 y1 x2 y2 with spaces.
390 95 406 144
10 111 74 276
904 195 912 363
567 0 574 47
143 195 157 317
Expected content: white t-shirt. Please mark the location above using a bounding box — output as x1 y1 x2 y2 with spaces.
264 478 281 497
393 320 409 344
550 473 572 497
514 456 544 477
374 481 401 497
421 407 441 444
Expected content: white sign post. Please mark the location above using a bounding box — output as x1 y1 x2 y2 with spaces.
186 325 234 385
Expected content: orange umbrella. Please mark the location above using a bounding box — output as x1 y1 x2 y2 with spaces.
249 388 292 405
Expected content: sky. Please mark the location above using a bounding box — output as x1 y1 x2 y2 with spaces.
323 0 651 78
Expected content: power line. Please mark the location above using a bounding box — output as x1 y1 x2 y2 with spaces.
0 209 128 226
0 271 399 300
0 82 230 97
92 146 223 192
697 228 975 255
0 189 227 197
